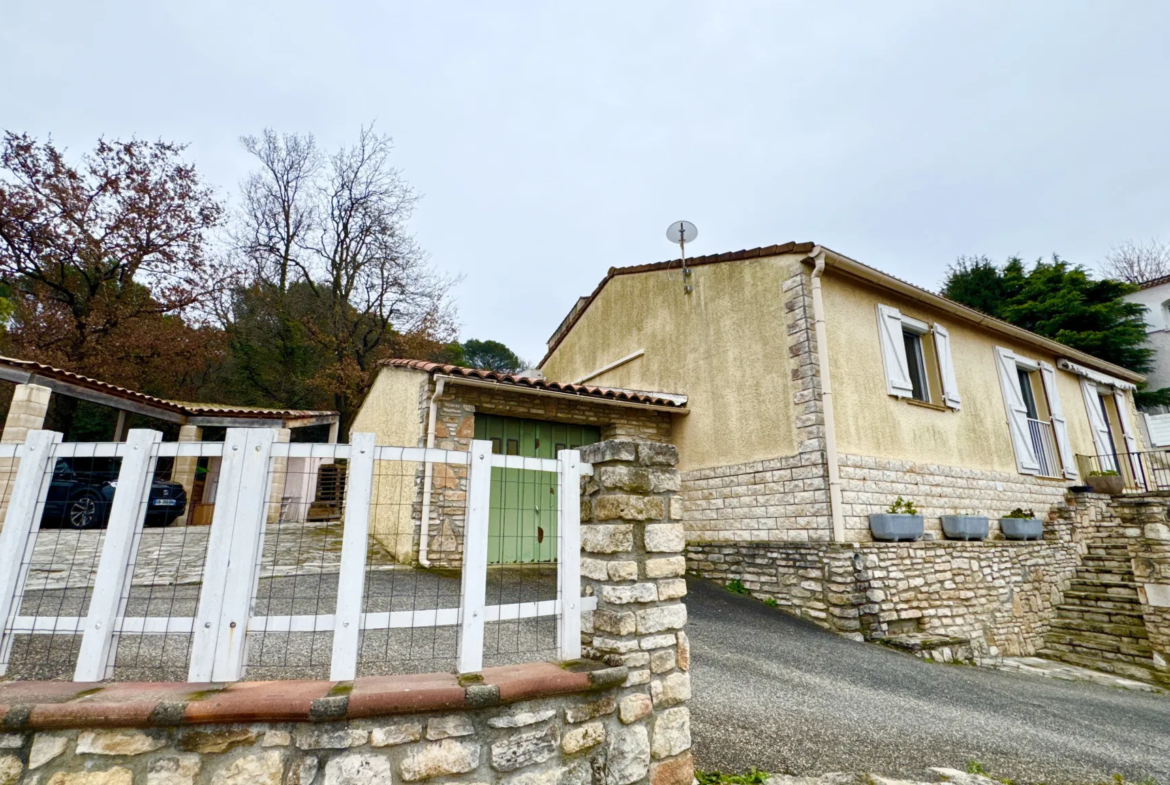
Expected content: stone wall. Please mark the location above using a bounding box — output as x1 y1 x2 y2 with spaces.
837 454 1073 543
688 503 1085 660
578 439 692 785
0 674 683 784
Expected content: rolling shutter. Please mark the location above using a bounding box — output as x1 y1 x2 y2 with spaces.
1038 361 1077 480
994 347 1039 474
1080 378 1117 472
932 324 961 410
876 304 914 398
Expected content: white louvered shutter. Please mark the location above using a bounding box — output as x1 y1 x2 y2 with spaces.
932 324 961 410
1038 362 1077 480
1080 378 1117 472
877 304 914 398
994 347 1039 474
1113 389 1140 481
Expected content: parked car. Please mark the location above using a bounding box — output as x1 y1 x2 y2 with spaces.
40 458 187 530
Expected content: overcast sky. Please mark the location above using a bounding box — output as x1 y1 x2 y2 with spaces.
3 2 1169 363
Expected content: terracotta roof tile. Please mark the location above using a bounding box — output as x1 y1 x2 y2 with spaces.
382 359 687 410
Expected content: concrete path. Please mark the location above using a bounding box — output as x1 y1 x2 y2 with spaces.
686 577 1170 784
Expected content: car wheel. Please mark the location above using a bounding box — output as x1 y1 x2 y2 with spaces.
65 492 102 530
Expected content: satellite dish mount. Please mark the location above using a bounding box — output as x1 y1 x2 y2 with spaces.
666 221 698 295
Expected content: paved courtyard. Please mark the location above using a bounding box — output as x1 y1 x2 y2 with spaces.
686 576 1170 784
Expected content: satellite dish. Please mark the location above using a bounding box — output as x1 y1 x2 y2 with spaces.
666 221 698 245
665 221 698 295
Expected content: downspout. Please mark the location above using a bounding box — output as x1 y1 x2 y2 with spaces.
418 377 446 568
809 247 846 543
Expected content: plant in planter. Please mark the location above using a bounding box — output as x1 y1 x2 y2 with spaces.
869 496 925 542
1086 469 1125 495
940 510 989 541
999 507 1043 540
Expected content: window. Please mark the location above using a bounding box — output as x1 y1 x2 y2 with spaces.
995 347 1076 480
876 304 961 409
902 329 930 402
1017 368 1039 419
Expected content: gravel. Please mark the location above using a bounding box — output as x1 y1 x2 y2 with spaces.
686 576 1170 784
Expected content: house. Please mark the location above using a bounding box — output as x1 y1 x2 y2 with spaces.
539 242 1146 545
1123 275 1170 446
349 359 686 566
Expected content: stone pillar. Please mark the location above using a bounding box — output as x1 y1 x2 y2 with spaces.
266 428 292 524
1123 501 1170 685
0 384 51 527
170 425 202 526
579 439 693 785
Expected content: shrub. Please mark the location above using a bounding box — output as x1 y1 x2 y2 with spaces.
887 496 918 515
1004 507 1036 519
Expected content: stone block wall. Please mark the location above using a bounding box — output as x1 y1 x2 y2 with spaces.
688 502 1085 660
0 684 676 785
579 439 693 785
837 454 1073 543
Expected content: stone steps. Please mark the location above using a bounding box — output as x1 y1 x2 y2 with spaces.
1067 577 1138 593
1039 646 1162 683
1046 617 1149 640
1044 627 1152 657
1062 589 1141 609
1054 604 1146 624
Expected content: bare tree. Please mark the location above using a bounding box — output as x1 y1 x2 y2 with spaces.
234 130 320 292
1101 238 1170 284
227 125 456 428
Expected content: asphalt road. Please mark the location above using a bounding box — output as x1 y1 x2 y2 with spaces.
686 577 1170 784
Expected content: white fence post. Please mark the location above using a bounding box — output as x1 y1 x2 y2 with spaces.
188 428 277 682
0 430 61 675
330 432 375 681
74 429 162 681
457 440 493 674
557 449 583 661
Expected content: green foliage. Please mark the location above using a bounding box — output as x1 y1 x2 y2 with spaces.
765 597 779 608
726 579 749 595
459 339 525 374
943 254 1168 404
696 769 770 785
967 760 989 775
1089 470 1120 477
1005 507 1036 519
887 496 918 515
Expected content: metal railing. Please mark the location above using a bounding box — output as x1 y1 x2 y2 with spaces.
1027 418 1063 479
1076 449 1170 493
0 428 591 682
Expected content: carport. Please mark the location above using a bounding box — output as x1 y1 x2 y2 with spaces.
0 356 340 526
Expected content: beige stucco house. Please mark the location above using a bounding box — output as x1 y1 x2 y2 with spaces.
540 242 1147 544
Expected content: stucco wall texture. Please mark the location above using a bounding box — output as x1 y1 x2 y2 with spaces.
540 254 803 472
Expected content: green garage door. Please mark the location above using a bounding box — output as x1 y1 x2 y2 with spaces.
474 415 600 564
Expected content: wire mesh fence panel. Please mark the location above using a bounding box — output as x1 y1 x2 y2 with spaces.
244 445 348 680
5 444 114 679
482 452 560 669
356 448 467 676
108 441 220 682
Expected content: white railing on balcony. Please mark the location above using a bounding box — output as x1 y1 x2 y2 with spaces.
1027 417 1062 479
0 429 592 683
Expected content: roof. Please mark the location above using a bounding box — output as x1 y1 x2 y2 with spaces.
541 241 815 363
0 356 337 421
539 241 1144 384
1138 274 1170 290
382 359 688 411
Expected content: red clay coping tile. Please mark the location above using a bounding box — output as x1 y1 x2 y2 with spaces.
0 662 618 729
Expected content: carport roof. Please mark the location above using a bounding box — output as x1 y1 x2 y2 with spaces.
382 359 688 412
0 356 338 427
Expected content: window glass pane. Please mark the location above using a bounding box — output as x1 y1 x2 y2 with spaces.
1017 368 1039 419
902 330 928 402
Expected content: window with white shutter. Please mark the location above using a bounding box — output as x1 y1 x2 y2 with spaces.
932 324 961 410
876 304 914 398
994 347 1040 474
1079 378 1117 472
1038 361 1078 480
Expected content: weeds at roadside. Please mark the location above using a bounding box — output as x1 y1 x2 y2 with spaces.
726 579 749 595
696 769 770 785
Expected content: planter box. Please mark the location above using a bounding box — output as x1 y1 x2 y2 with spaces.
1087 474 1125 495
999 517 1043 541
869 513 924 542
940 515 989 541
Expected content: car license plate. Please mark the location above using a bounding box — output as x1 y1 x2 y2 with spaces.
153 499 177 506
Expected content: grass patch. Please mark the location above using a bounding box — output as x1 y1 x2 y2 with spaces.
726 579 750 595
696 769 770 785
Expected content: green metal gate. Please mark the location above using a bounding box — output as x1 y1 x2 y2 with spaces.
474 415 599 564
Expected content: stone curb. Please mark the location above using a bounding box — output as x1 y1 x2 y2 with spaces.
0 662 627 731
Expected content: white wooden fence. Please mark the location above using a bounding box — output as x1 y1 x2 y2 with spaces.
0 428 592 683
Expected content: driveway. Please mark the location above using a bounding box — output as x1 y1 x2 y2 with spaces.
687 577 1170 784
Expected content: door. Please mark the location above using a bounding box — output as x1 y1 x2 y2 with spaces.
474 415 599 564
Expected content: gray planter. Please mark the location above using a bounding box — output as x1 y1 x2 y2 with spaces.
941 515 989 541
999 517 1043 541
869 513 924 542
